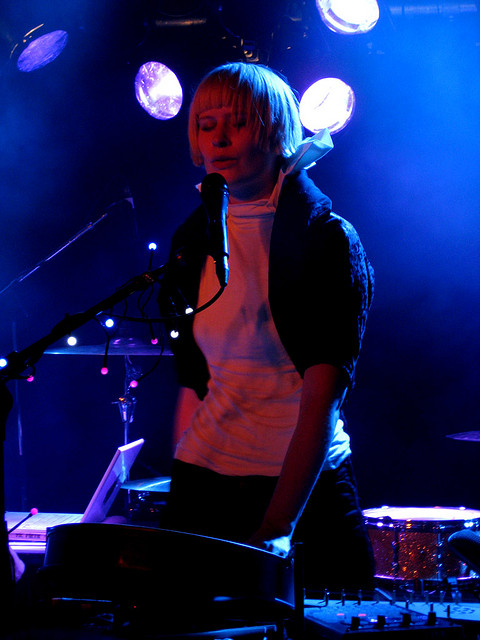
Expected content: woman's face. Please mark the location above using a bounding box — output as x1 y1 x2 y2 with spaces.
197 106 280 203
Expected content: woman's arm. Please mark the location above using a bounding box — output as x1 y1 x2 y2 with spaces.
248 362 346 555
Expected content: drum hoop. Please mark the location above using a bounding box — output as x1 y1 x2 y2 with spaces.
365 517 479 532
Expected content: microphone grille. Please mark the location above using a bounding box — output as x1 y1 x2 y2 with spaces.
201 173 229 197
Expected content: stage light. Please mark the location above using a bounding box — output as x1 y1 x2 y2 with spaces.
299 77 355 134
67 336 77 346
148 242 157 251
0 358 8 369
104 318 115 329
135 62 183 120
12 25 68 72
316 0 379 35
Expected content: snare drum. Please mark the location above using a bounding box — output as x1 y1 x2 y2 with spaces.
363 506 480 581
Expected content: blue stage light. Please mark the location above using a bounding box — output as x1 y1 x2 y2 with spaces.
299 77 355 134
316 0 379 35
15 26 68 72
135 62 183 120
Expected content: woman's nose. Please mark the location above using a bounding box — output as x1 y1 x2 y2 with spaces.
212 124 230 147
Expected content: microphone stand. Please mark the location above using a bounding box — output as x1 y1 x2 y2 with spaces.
0 196 132 299
0 264 165 618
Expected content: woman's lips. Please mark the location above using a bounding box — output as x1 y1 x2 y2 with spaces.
212 158 236 166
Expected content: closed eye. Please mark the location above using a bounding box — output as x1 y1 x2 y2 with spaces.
198 117 216 131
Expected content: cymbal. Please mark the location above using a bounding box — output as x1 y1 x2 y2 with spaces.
45 337 173 356
121 476 171 492
446 431 480 442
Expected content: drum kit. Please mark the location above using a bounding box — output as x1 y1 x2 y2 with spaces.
363 430 480 590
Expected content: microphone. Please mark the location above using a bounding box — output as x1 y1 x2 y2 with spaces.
448 529 480 575
201 173 230 288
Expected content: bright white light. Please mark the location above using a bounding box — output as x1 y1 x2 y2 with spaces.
299 78 355 134
135 62 183 120
170 329 179 339
67 336 77 346
105 318 115 329
148 242 157 251
316 0 379 35
0 358 8 368
185 307 193 315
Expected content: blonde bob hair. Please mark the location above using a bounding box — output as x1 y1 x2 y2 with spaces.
188 62 303 167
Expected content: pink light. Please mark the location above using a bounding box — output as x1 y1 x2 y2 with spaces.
100 367 109 375
30 508 39 515
27 375 34 382
129 380 138 389
151 337 158 345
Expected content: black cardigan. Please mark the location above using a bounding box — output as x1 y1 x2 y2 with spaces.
159 170 374 400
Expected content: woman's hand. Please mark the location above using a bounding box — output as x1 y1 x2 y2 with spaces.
246 529 292 557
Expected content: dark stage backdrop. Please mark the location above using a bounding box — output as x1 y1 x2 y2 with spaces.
1 1 479 516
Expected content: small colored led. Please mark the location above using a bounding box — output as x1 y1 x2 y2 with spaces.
100 367 109 375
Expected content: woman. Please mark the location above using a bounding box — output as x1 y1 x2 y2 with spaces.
161 62 375 593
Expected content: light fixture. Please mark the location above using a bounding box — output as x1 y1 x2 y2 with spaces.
11 24 68 72
135 62 183 120
299 77 356 134
316 0 379 35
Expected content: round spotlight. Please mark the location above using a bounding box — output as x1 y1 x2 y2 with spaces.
15 27 68 72
135 62 183 120
316 0 379 35
299 78 356 134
